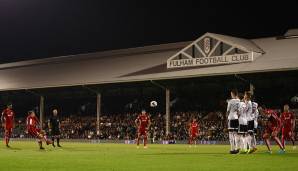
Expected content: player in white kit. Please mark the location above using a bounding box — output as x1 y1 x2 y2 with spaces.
238 92 248 154
227 89 240 154
251 101 259 153
244 91 254 154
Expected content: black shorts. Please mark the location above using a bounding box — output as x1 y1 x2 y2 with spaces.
50 129 60 136
228 119 239 131
238 124 248 134
247 120 254 132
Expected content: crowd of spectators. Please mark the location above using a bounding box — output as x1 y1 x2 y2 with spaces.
1 110 297 143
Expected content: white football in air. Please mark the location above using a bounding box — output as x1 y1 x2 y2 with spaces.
150 101 158 107
291 96 298 103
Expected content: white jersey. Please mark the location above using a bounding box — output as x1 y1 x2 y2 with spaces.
252 102 259 128
245 100 253 121
227 98 240 120
238 101 247 125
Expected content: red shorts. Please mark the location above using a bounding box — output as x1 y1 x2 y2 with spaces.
282 127 294 139
191 132 198 138
264 126 280 136
138 128 147 136
28 127 41 138
5 125 13 131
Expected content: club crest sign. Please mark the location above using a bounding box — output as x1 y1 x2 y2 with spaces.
166 34 261 69
203 37 211 54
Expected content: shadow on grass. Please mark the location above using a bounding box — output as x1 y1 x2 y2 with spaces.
7 147 22 150
140 151 298 156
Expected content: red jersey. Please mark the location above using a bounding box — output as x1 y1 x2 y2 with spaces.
26 115 39 129
190 121 199 134
136 114 149 129
1 108 15 127
281 112 295 129
265 109 281 128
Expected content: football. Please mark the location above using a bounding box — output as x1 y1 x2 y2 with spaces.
150 101 158 107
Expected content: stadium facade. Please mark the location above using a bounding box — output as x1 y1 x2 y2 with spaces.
0 29 298 134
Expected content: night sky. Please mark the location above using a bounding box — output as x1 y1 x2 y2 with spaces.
0 0 298 63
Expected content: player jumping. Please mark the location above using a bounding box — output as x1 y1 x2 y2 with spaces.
188 118 200 148
1 103 15 148
48 109 62 147
227 89 240 154
135 109 151 149
280 104 296 149
26 110 52 150
259 106 285 154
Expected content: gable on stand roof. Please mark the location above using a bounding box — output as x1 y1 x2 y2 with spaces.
167 33 265 69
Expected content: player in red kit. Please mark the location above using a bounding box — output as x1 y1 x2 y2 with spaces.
188 118 199 147
26 110 52 150
259 106 285 154
1 103 15 148
281 104 296 149
135 109 150 149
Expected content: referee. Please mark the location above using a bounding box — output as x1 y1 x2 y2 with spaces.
48 109 61 147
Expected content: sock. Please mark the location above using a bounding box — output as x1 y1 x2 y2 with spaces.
264 139 271 151
38 140 42 148
229 132 234 151
238 134 243 150
43 135 49 142
234 133 240 150
137 138 140 146
281 136 285 148
5 136 8 145
246 135 252 149
57 138 60 145
273 137 284 150
291 137 295 146
252 134 257 148
144 137 147 146
242 135 247 150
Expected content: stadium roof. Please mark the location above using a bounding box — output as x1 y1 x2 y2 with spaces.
0 32 298 91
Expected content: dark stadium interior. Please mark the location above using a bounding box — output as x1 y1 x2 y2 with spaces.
0 1 298 63
1 70 297 118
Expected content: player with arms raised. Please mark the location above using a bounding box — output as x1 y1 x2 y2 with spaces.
1 103 15 148
188 118 200 148
259 106 285 154
26 110 52 149
250 101 259 153
280 104 296 149
135 109 151 148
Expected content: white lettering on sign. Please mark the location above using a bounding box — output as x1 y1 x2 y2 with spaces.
167 52 253 69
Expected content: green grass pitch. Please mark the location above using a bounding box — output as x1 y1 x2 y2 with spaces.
0 141 297 171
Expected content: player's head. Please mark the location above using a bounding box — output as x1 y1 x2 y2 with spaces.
192 118 197 122
53 109 58 116
28 110 35 117
283 104 290 112
141 109 146 115
230 89 238 98
244 91 251 101
238 92 244 101
259 105 271 117
7 103 12 109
